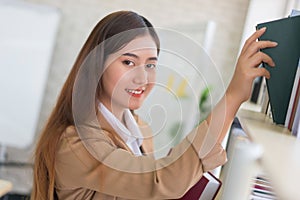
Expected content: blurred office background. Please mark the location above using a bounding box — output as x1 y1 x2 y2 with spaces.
1 0 251 162
0 0 299 198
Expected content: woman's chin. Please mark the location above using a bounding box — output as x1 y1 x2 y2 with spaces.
128 105 142 111
128 101 143 110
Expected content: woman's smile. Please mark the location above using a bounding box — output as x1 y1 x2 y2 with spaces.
125 87 146 97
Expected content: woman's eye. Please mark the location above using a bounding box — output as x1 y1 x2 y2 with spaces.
145 63 156 69
122 60 134 66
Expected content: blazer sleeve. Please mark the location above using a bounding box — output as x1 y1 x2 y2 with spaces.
55 120 227 199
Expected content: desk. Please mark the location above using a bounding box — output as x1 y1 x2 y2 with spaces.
0 179 12 197
238 109 300 200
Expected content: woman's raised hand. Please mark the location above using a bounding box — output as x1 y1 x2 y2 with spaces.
226 27 278 105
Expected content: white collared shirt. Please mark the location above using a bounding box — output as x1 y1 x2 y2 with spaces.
98 103 143 156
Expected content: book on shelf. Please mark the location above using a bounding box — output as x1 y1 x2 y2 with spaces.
256 14 300 125
291 96 300 136
249 71 270 115
260 80 270 115
288 10 300 137
249 174 277 200
291 9 300 17
257 77 268 108
284 60 300 129
285 59 300 137
250 76 263 104
297 117 300 139
176 172 221 200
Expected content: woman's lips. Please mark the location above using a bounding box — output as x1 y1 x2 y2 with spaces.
125 87 145 97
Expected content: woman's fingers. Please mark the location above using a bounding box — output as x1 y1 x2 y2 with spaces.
228 28 278 104
241 27 267 54
253 67 271 79
245 40 278 58
240 27 278 70
240 52 273 79
249 51 276 68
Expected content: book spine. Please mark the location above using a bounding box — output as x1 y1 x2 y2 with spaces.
249 174 277 200
291 99 300 136
285 59 300 128
288 78 300 131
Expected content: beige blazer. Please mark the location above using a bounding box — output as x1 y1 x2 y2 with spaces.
55 114 227 200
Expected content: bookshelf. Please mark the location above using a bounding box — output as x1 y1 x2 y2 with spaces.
237 108 300 200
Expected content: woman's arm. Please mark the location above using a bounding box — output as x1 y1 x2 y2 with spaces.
56 124 216 199
202 27 277 155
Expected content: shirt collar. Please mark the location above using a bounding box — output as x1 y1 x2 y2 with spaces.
98 103 144 149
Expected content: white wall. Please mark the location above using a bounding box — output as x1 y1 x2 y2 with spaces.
0 0 60 149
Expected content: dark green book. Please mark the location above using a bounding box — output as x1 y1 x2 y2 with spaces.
257 15 300 125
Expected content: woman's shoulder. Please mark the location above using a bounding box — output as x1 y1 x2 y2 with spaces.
57 125 116 163
56 125 117 176
57 125 96 163
62 125 115 143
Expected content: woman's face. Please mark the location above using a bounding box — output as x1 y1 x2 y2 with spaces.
99 34 158 114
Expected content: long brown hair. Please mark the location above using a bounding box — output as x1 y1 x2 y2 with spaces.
31 11 160 200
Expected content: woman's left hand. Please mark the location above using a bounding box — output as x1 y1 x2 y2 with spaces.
226 27 278 105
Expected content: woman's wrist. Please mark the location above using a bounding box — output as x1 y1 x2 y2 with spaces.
224 89 243 118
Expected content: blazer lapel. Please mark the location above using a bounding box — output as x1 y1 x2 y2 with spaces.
134 114 154 156
97 112 133 154
97 111 154 156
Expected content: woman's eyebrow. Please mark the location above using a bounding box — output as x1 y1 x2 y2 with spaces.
122 53 138 58
148 57 158 61
122 53 158 61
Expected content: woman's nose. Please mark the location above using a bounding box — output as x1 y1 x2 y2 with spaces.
132 66 148 85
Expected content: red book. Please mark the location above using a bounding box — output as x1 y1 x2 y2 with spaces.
176 172 222 200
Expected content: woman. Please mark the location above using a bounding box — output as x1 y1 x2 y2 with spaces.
31 11 277 200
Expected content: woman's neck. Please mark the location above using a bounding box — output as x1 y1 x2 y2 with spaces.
99 100 126 125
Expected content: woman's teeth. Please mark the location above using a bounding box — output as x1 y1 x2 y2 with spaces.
125 88 144 94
